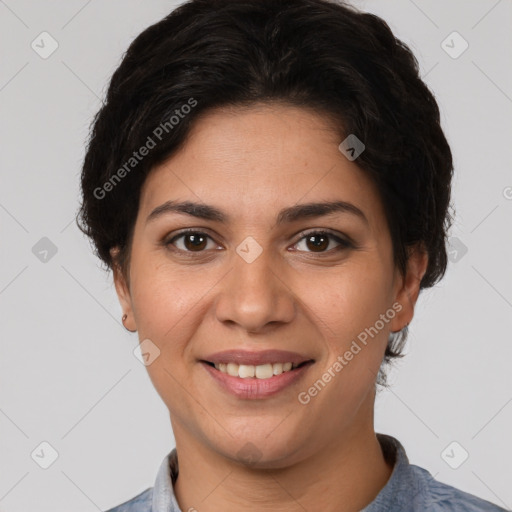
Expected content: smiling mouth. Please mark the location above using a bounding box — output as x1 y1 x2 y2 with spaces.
202 360 313 379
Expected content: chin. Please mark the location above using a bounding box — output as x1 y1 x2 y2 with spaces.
212 429 310 469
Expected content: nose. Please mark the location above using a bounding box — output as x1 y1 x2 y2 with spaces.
214 246 296 334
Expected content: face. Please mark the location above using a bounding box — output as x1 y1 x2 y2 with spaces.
113 104 426 468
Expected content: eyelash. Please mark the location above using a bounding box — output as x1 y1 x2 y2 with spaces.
163 228 353 256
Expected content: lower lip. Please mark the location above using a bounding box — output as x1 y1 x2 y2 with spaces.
201 361 313 399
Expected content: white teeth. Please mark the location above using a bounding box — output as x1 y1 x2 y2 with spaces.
238 364 255 378
213 362 299 379
226 362 239 377
273 363 283 375
255 363 273 379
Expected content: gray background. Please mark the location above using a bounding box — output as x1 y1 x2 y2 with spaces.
0 0 511 510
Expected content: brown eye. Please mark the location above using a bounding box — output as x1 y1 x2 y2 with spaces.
167 231 215 252
183 233 208 251
294 231 351 253
305 233 329 252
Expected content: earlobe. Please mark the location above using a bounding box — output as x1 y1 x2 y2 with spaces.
121 312 137 333
389 244 428 333
110 247 137 332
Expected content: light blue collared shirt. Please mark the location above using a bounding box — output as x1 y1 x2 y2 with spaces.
105 434 508 511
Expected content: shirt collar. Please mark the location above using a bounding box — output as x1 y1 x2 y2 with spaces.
151 445 181 512
360 433 417 511
152 433 411 512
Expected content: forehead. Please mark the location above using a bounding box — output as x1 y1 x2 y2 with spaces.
139 104 385 230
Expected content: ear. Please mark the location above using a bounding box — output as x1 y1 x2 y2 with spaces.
110 247 137 332
389 244 428 333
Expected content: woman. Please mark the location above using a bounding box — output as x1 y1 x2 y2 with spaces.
78 0 506 510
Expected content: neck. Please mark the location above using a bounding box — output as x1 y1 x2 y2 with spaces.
172 400 393 512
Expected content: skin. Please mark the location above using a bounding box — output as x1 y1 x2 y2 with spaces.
112 103 428 512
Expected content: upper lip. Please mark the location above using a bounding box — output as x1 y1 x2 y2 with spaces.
202 349 313 366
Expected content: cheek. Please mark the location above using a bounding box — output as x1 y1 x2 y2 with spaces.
130 270 204 410
130 265 203 352
130 244 187 305
313 260 393 343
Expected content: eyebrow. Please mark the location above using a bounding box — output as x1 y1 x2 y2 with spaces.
146 199 369 226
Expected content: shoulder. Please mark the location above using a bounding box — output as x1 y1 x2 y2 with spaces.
103 487 153 512
373 434 507 512
409 464 508 511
